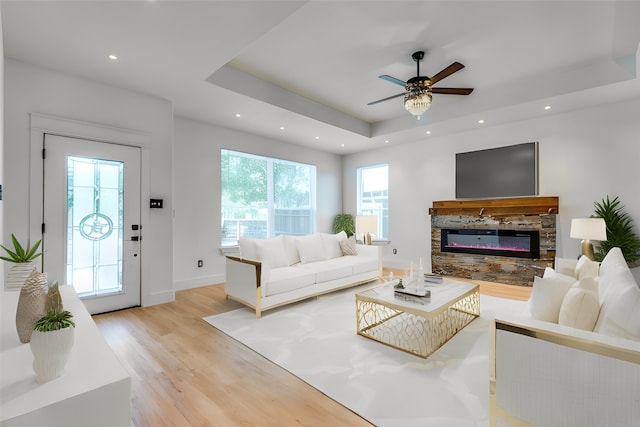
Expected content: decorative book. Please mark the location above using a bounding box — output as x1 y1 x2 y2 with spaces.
394 288 431 298
424 273 444 283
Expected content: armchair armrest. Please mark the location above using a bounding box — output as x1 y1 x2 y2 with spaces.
490 317 640 426
225 256 264 317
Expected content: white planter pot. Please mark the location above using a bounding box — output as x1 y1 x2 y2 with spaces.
30 327 75 383
6 262 36 289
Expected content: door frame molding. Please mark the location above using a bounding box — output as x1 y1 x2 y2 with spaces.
29 113 152 306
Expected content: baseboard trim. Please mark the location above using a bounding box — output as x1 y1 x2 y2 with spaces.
143 290 175 307
174 274 225 291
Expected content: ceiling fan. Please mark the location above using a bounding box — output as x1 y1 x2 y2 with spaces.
368 51 474 120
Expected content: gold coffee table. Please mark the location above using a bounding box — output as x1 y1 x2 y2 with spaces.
356 279 480 358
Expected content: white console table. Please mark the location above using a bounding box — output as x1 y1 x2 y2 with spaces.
1 285 130 426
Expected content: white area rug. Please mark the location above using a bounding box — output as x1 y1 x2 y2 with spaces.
203 283 527 427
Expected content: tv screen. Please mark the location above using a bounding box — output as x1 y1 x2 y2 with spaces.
455 142 538 199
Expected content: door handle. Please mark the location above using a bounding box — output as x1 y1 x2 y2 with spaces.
131 236 140 241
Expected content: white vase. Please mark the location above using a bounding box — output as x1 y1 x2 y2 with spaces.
30 327 75 383
6 262 36 289
15 270 47 343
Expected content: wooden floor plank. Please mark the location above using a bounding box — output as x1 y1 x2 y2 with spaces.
93 272 528 426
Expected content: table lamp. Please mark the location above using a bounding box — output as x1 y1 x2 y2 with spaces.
570 218 607 260
355 215 378 245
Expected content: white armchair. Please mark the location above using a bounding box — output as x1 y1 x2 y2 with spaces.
490 317 640 426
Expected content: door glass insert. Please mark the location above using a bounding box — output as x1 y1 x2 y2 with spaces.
67 156 124 297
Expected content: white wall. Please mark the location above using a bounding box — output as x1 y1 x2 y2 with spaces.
172 117 343 290
343 97 640 283
3 59 174 306
0 10 4 285
5 59 638 295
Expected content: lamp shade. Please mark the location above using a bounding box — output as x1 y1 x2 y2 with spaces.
570 218 607 241
355 215 378 235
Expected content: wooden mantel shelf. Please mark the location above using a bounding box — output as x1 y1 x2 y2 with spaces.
428 196 559 216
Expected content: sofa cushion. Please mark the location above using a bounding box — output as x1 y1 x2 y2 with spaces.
574 255 599 280
297 257 354 282
239 237 259 260
296 234 325 264
256 235 289 268
350 255 379 275
558 277 600 331
339 236 358 256
282 234 301 265
262 266 316 297
529 274 575 323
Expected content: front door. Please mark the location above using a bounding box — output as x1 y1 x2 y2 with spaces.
43 134 141 314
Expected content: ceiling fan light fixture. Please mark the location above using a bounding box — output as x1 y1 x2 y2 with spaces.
404 85 432 119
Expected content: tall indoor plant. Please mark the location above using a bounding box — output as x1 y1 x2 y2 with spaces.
592 195 640 264
333 214 355 237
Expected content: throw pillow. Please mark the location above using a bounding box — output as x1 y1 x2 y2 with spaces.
321 231 345 259
528 275 576 323
543 266 577 284
558 277 600 331
255 235 289 268
238 237 259 261
597 247 629 302
554 257 578 278
339 236 358 256
593 264 640 341
574 255 599 280
296 234 325 264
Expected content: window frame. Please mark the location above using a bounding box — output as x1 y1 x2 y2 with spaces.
220 149 316 246
356 163 389 239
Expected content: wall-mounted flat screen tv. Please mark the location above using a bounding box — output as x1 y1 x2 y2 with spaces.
455 142 538 199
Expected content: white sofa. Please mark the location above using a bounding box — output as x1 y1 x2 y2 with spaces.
490 247 640 426
225 232 382 317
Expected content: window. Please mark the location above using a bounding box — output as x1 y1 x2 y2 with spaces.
221 149 316 246
357 164 388 238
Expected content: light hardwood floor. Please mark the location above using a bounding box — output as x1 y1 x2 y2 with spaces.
93 273 530 427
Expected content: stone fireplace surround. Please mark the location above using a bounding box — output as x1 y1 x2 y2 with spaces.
429 196 559 286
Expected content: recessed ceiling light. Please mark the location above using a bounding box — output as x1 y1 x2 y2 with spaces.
341 143 345 147
279 126 285 130
544 105 551 110
108 54 118 61
315 136 320 140
478 119 485 124
235 113 241 118
426 130 431 135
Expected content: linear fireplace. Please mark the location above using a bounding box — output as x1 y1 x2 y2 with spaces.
430 197 557 286
441 228 540 259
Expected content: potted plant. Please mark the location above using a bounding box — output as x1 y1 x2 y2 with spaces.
333 214 355 237
592 196 640 265
1 233 42 288
30 309 75 383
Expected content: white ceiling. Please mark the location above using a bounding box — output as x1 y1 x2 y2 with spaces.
2 0 640 154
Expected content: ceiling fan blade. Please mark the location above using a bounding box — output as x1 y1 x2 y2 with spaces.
431 87 474 95
429 62 465 85
379 75 407 87
367 92 405 105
